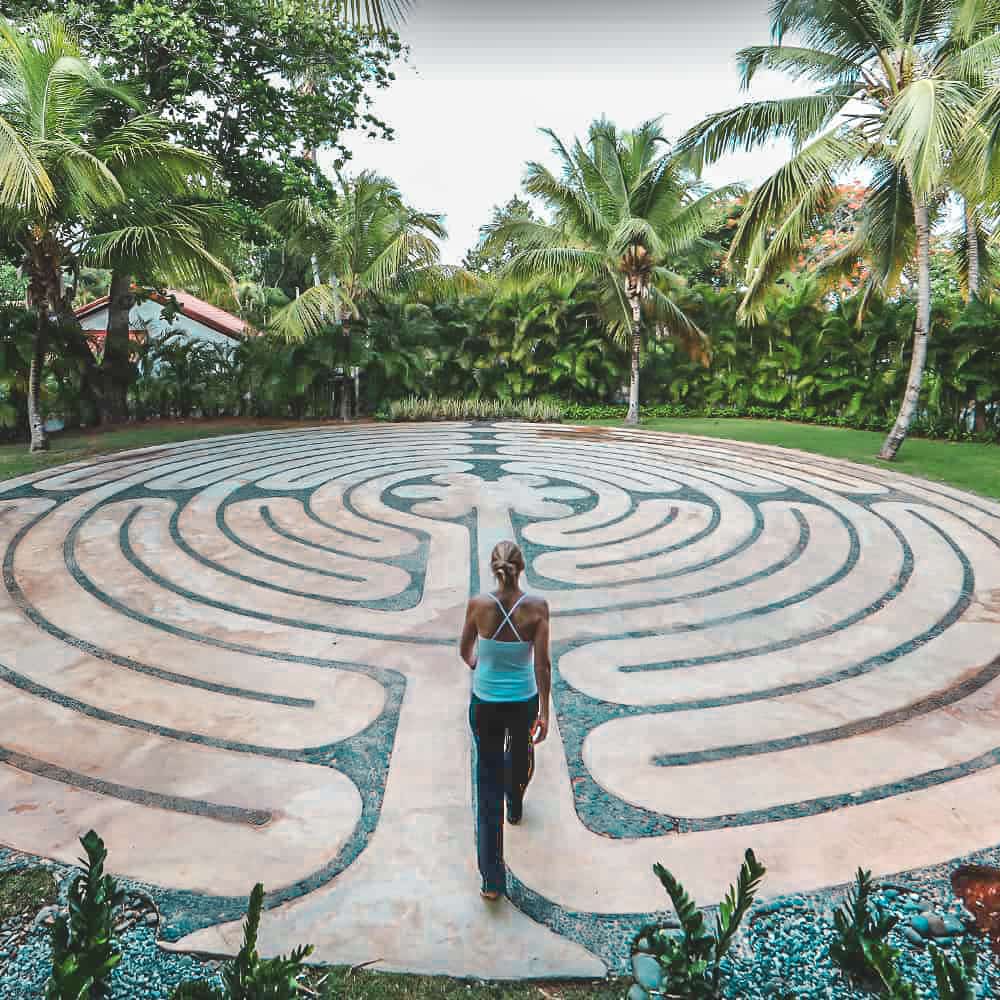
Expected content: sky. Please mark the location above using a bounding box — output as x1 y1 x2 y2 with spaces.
331 0 825 265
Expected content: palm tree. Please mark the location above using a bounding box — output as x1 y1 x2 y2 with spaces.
676 0 1000 459
487 118 740 424
0 15 230 449
265 171 467 419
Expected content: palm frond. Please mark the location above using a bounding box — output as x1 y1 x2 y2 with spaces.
268 282 350 341
675 95 853 173
882 78 976 198
737 44 862 90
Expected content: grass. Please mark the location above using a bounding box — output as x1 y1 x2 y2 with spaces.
304 968 627 1000
0 867 57 921
0 418 323 483
589 417 1000 500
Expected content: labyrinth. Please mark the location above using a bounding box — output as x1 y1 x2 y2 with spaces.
2 422 1000 979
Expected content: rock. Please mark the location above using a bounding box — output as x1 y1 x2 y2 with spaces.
942 916 965 935
627 984 648 1000
31 906 59 930
910 915 931 937
925 913 948 937
631 953 662 991
902 927 926 948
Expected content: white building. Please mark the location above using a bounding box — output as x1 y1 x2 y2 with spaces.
75 289 248 349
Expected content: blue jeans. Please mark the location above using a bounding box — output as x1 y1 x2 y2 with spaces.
468 692 538 893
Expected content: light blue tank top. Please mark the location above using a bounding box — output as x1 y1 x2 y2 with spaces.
472 594 538 703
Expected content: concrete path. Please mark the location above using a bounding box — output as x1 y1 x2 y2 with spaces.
2 423 999 977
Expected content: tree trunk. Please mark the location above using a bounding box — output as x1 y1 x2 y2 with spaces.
100 270 134 424
879 200 931 461
964 200 986 432
340 321 351 421
966 199 980 302
624 296 642 425
27 314 48 452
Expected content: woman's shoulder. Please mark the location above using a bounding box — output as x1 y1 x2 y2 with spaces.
519 593 549 616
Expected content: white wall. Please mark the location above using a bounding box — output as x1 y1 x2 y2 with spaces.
78 300 237 348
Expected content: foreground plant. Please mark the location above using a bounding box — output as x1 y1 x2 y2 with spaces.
629 849 766 1000
172 883 313 999
46 830 126 1000
931 941 978 1000
829 868 899 988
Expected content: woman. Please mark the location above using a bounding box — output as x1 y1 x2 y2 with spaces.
460 540 551 901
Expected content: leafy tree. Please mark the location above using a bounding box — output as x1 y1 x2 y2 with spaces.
265 171 469 418
12 0 402 210
0 15 228 449
677 0 1000 459
464 196 543 273
489 117 740 424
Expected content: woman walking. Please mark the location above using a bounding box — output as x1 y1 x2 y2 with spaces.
460 540 551 901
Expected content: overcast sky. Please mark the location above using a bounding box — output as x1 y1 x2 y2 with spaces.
333 0 827 264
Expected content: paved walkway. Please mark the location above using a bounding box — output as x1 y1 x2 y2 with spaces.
2 423 999 978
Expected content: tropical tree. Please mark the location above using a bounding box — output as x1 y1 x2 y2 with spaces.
0 15 230 449
676 0 1000 459
265 171 468 418
488 117 740 424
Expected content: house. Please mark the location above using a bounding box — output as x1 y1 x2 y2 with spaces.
75 289 249 350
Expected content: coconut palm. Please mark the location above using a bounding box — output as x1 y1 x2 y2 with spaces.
676 0 1000 459
487 117 740 424
265 171 470 419
0 15 230 449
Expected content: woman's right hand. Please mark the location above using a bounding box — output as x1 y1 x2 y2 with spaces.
531 715 548 744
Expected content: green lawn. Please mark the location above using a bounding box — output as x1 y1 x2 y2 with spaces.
0 418 321 483
590 417 1000 500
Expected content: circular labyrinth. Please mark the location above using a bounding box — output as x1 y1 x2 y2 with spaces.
2 422 1000 977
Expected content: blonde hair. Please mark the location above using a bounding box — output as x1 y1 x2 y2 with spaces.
490 540 525 589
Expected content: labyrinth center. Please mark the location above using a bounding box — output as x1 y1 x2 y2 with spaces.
2 422 1000 977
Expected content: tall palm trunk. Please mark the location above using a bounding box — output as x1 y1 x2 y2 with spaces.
963 200 986 431
340 320 351 421
28 312 47 452
879 200 931 461
965 199 980 301
625 294 642 425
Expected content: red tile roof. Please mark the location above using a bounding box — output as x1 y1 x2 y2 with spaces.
75 289 248 339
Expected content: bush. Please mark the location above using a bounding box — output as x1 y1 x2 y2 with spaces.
628 849 766 1000
171 883 313 999
386 395 564 422
46 830 126 1000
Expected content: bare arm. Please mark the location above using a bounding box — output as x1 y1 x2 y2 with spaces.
532 603 551 740
459 601 479 670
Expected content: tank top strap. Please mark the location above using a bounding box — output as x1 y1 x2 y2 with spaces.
488 592 527 641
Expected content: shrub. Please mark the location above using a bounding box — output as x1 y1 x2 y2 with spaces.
628 849 766 1000
829 868 899 988
171 883 313 999
46 830 126 1000
386 395 564 423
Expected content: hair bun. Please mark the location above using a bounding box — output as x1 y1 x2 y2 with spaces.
490 540 525 585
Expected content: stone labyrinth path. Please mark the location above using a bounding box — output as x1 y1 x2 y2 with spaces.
2 423 1000 978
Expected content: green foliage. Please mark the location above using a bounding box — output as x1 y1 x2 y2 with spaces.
931 941 978 1000
172 884 313 1000
386 396 564 423
46 830 126 1000
16 0 400 211
829 869 899 988
630 849 765 999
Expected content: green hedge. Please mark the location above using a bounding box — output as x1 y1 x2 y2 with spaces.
560 402 1000 443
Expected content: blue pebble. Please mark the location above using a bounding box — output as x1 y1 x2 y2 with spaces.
910 915 931 937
